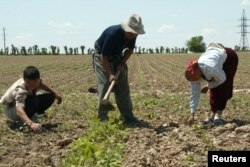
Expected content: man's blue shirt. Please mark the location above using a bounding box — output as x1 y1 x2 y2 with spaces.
96 25 136 61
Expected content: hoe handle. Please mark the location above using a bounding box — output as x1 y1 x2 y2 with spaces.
103 80 116 101
102 71 120 100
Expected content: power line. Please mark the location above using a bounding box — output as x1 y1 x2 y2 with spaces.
238 9 249 50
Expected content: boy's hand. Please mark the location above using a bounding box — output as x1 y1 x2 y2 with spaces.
30 122 42 132
55 94 62 104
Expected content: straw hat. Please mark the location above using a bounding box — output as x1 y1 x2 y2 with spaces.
121 14 145 35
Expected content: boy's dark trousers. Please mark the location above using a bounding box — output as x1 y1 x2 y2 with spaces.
25 93 55 118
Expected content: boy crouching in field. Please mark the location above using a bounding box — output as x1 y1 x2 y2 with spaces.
0 66 62 132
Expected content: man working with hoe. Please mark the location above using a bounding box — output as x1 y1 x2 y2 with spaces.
92 14 145 124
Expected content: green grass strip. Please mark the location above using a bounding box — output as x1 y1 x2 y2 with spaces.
62 116 127 167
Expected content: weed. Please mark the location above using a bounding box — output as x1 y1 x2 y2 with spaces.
187 153 195 165
62 115 127 167
193 124 216 151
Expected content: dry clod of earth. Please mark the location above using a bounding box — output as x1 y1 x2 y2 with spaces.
12 158 24 167
213 123 238 136
147 147 158 156
235 125 250 134
56 138 73 147
224 123 238 130
49 155 61 167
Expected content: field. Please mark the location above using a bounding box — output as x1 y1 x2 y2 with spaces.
0 53 250 167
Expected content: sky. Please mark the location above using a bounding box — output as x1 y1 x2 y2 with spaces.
1 0 250 51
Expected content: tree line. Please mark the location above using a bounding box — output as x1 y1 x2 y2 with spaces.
0 44 189 56
134 46 188 54
0 36 244 56
0 45 95 55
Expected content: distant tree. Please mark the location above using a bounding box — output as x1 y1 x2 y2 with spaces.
173 47 176 53
37 49 41 55
0 49 4 55
176 47 180 53
181 47 186 53
80 45 85 55
155 47 159 54
11 44 17 55
138 47 141 54
5 47 9 55
64 46 68 55
51 45 57 55
89 48 92 54
142 48 145 54
160 46 164 53
241 46 248 51
74 48 78 55
33 45 38 54
149 48 154 54
234 45 240 52
186 36 206 53
15 47 19 55
134 46 137 54
178 48 181 53
87 48 94 55
21 46 27 55
56 47 60 55
69 47 73 55
91 49 94 54
174 47 179 53
171 48 174 53
41 48 48 55
166 47 170 53
28 47 32 55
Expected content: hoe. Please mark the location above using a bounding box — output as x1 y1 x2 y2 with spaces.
100 71 120 105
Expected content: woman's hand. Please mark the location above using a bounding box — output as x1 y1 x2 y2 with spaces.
201 86 209 94
55 93 62 104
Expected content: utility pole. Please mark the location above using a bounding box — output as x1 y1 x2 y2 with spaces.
238 9 249 50
3 27 6 54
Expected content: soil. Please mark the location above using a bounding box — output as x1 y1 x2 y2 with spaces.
0 55 249 167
